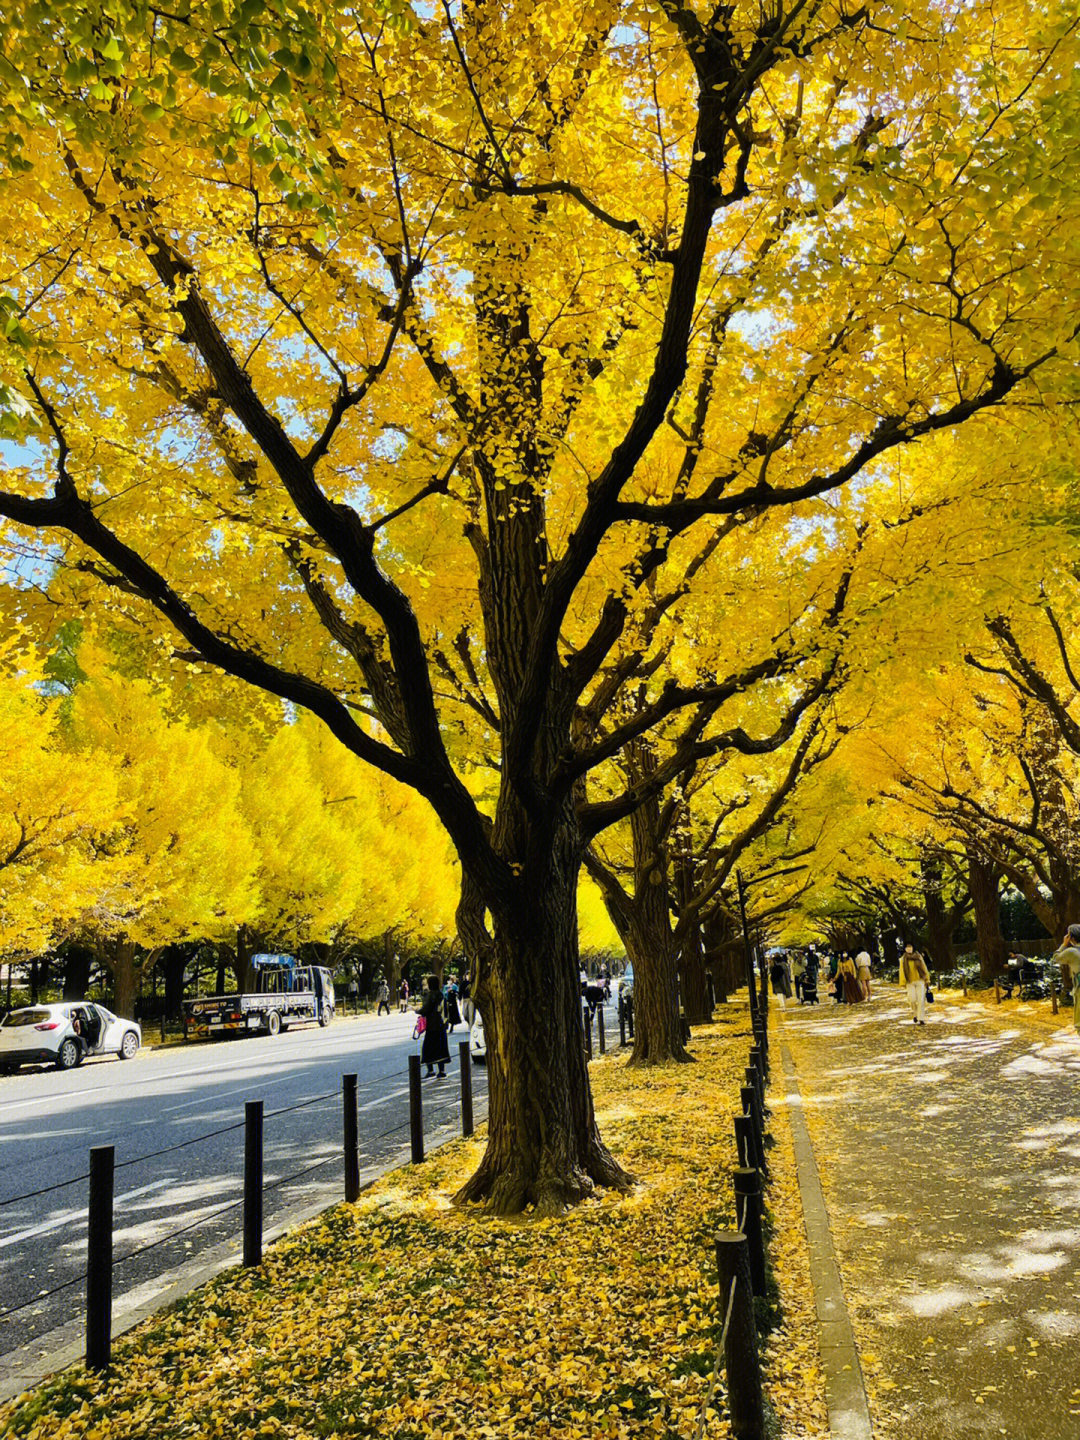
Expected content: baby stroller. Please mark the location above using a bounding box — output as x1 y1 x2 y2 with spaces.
1018 956 1050 1001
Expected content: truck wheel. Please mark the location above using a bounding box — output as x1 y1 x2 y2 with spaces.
57 1038 82 1070
318 1006 330 1027
266 1010 281 1037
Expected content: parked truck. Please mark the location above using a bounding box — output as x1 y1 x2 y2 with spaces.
182 954 336 1040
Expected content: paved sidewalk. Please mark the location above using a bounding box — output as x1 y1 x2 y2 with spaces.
782 988 1080 1440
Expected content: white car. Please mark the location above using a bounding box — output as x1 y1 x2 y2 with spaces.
0 1002 141 1072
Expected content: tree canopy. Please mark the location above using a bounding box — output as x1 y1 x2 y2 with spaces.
1 0 1079 1210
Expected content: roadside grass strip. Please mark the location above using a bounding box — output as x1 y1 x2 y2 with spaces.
1 1011 828 1440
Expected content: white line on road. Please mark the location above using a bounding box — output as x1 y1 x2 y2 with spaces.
0 1021 409 1110
0 1179 176 1249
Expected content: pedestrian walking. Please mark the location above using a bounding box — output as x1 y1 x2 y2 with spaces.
419 976 450 1078
828 952 844 1003
444 976 462 1034
839 953 863 1004
770 954 792 1008
376 980 391 1016
792 952 806 1001
802 950 820 1004
398 977 410 1013
1052 924 1080 1033
900 943 931 1025
855 948 872 1000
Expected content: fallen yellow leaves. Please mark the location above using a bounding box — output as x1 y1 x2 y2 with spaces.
1 1008 828 1439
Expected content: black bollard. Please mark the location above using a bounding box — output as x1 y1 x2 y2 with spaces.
749 1043 766 1089
733 1167 766 1296
619 1010 627 1047
746 1063 766 1118
343 1074 360 1203
734 1112 756 1171
86 1145 114 1373
740 1084 768 1178
243 1101 263 1267
583 1004 593 1060
706 972 716 1011
753 1014 768 1057
409 1054 424 1163
746 1072 768 1140
459 1041 473 1138
714 1232 765 1440
597 1005 606 1055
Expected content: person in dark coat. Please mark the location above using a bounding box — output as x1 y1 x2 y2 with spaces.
443 977 462 1033
420 976 450 1078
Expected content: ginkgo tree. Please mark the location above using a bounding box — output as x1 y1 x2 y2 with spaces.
1 0 1078 1212
0 653 115 954
65 661 260 1014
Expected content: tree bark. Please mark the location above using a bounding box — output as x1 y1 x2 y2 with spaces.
62 945 93 1001
235 924 256 993
703 908 740 1001
585 774 691 1066
674 847 711 1025
921 857 956 969
105 940 139 1017
162 946 188 1019
455 809 631 1215
968 848 1006 982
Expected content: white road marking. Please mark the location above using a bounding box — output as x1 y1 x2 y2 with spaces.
0 1179 176 1249
0 1027 406 1112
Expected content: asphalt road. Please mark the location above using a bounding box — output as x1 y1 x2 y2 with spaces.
0 1008 487 1360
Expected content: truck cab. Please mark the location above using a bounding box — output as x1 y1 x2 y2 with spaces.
292 964 335 1025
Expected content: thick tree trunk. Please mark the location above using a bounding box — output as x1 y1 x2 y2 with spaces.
674 848 711 1025
968 849 1006 982
62 945 93 1001
455 820 631 1215
1046 856 1080 942
624 766 690 1064
679 921 711 1025
584 768 690 1064
921 858 956 969
1010 870 1060 938
235 924 256 993
704 907 740 999
106 940 139 1018
162 947 188 1019
625 911 688 1065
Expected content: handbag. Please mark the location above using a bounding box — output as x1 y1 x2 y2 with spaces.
412 1015 427 1038
925 985 935 1004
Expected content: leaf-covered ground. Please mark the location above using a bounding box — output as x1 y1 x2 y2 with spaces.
1 1008 827 1440
935 984 1077 1042
783 987 1080 1439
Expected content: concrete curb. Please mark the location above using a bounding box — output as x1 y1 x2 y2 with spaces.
778 1031 873 1440
0 1110 481 1407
